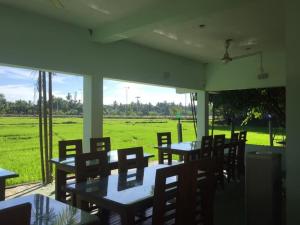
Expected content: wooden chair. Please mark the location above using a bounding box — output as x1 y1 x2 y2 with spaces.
157 132 172 165
187 159 217 225
118 147 146 173
152 164 187 225
237 131 247 179
90 137 111 152
230 132 239 143
212 134 225 189
75 151 110 211
0 203 31 225
200 135 213 159
58 139 83 202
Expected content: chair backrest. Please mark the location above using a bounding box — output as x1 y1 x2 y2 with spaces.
0 203 31 225
239 131 247 142
200 135 213 159
90 137 111 153
152 164 187 225
230 132 239 143
75 151 110 183
59 139 82 159
187 159 217 225
157 132 172 146
212 134 225 160
118 147 145 172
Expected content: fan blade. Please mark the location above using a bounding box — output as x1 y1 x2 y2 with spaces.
231 51 261 61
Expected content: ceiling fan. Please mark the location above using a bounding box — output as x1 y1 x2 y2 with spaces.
221 39 262 63
221 39 233 64
221 39 269 79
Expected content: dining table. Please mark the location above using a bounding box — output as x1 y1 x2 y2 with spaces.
0 168 18 201
50 150 154 201
156 139 233 163
0 194 99 225
66 164 171 225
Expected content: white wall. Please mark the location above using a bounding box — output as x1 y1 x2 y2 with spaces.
0 4 205 90
286 0 300 224
205 48 286 91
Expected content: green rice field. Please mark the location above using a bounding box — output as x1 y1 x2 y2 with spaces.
0 117 284 185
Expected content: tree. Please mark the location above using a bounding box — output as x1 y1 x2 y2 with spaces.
210 87 286 132
0 94 7 114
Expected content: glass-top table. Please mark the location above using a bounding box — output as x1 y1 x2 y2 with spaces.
66 164 171 225
0 168 18 201
156 140 232 163
0 194 99 225
50 150 154 201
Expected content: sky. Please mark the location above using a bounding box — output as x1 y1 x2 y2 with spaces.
0 65 188 105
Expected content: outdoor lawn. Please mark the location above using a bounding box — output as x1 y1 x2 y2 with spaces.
0 117 285 185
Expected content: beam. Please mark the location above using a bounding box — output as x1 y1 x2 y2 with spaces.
92 0 253 43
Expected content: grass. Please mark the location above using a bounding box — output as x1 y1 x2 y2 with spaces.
0 117 285 185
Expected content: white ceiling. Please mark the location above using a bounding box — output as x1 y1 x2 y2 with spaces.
0 0 285 62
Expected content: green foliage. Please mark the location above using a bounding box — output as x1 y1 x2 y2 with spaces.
210 87 286 127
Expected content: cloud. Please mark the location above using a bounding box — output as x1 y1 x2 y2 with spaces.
103 79 187 105
0 84 36 102
0 66 75 85
52 75 67 84
0 66 37 81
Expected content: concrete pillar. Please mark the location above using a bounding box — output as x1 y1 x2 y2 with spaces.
83 74 103 152
286 0 300 224
196 91 209 140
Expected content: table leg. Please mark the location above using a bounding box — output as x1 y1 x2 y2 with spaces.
0 179 5 201
55 167 67 201
121 209 135 225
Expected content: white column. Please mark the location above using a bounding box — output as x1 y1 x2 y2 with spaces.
83 74 103 152
286 0 300 223
196 91 209 140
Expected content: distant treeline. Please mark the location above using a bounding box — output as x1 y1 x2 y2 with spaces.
0 93 193 117
0 87 286 128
